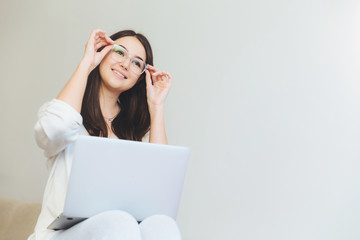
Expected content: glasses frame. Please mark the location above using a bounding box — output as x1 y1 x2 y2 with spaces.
111 44 148 75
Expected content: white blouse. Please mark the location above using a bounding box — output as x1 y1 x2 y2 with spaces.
28 99 149 240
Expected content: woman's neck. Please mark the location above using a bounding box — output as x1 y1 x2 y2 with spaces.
99 85 121 119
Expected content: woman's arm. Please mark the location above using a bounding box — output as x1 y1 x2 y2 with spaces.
145 65 173 144
148 105 167 144
57 29 114 112
34 29 114 157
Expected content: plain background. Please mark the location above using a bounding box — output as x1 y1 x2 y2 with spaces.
1 0 360 239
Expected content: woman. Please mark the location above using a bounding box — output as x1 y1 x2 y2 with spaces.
28 29 181 240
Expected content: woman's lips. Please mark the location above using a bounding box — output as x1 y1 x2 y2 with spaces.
112 69 127 79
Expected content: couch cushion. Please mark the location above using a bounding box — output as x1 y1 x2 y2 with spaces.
0 198 41 240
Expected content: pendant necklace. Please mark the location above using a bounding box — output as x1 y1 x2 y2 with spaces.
104 101 121 124
105 116 116 123
104 110 120 124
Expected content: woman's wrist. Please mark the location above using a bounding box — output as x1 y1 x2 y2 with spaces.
148 104 167 144
148 103 165 117
79 58 94 75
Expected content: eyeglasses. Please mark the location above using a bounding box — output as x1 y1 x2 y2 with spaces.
110 44 148 75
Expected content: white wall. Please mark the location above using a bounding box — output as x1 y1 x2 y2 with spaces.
1 0 360 239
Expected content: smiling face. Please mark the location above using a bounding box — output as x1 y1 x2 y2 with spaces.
99 36 147 94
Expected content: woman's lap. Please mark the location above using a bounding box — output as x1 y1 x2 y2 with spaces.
50 210 181 240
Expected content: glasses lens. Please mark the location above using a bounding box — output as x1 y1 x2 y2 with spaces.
111 44 146 75
130 58 146 75
111 45 127 62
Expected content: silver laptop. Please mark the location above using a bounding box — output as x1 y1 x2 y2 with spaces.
48 135 190 230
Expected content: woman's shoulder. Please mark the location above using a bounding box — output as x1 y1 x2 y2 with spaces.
38 99 81 117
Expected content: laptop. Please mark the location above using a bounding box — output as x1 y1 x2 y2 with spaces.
48 135 190 230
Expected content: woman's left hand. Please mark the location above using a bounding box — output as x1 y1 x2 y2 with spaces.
145 65 173 109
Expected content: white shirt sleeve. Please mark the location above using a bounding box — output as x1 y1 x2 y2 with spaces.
34 99 83 158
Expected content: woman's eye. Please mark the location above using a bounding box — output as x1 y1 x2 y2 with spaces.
116 50 125 56
132 60 141 68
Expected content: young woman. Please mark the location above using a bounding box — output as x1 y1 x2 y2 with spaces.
28 29 181 240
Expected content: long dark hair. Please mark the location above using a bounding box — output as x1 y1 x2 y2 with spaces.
81 30 153 141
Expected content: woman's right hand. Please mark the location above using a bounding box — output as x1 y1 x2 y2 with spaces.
82 29 115 72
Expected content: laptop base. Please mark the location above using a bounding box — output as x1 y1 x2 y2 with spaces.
48 214 86 230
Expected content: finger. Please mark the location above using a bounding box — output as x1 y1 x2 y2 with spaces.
162 75 169 82
159 72 169 80
91 29 107 41
166 72 173 80
87 29 106 47
161 72 172 89
96 33 114 45
104 34 115 44
145 69 153 88
95 41 109 51
93 28 106 34
94 38 106 45
147 65 158 73
164 72 172 82
168 74 173 86
96 34 111 44
155 80 167 88
147 68 157 75
151 70 164 78
98 45 113 59
94 30 113 45
94 29 107 37
156 72 169 83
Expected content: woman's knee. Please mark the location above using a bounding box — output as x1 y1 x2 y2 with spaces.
82 210 140 235
139 215 179 232
92 210 138 225
139 215 181 240
141 214 176 225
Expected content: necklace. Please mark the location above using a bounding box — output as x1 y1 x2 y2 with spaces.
103 110 120 123
102 101 121 124
105 116 116 123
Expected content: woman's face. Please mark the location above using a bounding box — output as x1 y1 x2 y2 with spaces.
99 36 147 94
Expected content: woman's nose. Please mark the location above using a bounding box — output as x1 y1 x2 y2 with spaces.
120 57 131 70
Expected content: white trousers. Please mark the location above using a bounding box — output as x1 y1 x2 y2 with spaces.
50 210 182 240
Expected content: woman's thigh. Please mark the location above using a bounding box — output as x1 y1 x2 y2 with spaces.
51 210 142 240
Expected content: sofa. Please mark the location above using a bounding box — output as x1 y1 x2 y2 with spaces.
0 198 41 240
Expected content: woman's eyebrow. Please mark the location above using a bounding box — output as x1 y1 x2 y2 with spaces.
119 44 145 62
